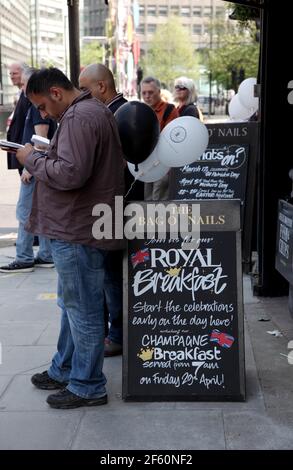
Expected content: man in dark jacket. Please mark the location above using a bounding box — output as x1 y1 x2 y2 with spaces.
7 62 30 174
15 68 125 409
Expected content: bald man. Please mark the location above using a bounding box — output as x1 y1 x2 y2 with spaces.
79 65 128 358
79 63 127 113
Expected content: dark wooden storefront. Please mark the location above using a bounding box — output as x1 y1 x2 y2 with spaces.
222 1 293 297
67 0 293 296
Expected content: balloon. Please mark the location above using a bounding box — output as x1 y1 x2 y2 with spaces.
228 94 256 121
127 147 170 183
156 116 209 167
238 77 259 110
114 101 160 165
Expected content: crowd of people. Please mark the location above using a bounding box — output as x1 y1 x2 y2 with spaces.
0 63 202 409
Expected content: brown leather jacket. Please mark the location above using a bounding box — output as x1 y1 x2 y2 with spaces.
25 91 125 250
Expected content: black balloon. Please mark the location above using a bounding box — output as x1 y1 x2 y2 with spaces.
114 101 160 165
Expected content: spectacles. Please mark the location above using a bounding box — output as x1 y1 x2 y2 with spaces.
175 85 187 90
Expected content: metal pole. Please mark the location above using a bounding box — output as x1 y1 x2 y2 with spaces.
67 0 80 87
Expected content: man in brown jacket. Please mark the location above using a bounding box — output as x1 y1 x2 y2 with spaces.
15 68 125 409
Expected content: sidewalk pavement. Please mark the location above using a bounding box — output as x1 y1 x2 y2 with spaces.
0 242 293 450
1 151 293 450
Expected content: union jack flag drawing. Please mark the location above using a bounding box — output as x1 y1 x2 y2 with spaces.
131 248 150 268
210 329 234 349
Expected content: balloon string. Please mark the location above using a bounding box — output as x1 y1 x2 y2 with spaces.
124 178 138 200
124 161 160 200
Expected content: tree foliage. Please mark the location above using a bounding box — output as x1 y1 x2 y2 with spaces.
80 42 103 67
204 18 259 90
142 17 199 89
228 2 260 27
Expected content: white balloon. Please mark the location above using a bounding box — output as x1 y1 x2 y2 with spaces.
156 116 209 167
127 147 170 183
238 77 259 110
229 94 256 121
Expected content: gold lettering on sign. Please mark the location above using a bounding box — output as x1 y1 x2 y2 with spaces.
138 214 226 227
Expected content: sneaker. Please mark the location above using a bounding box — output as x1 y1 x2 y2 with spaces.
0 260 34 273
34 258 55 268
31 370 67 390
46 389 108 409
104 338 122 357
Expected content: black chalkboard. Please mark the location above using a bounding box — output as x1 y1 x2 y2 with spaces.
123 200 245 401
276 199 293 285
171 143 248 212
169 122 259 273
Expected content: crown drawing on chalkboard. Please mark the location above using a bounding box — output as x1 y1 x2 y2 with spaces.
166 267 181 276
137 347 154 361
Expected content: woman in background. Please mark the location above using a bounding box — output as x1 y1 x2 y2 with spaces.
173 76 202 120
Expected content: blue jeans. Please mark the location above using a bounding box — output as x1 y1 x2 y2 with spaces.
104 250 123 344
16 178 52 264
48 240 107 399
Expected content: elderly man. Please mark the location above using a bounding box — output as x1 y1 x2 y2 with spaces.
141 76 178 131
15 68 125 409
0 67 55 273
141 76 179 200
7 62 30 173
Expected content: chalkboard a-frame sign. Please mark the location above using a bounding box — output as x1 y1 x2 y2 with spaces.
123 200 245 401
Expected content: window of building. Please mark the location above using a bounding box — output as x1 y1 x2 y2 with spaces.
193 24 202 35
216 7 225 17
147 5 156 16
158 5 168 16
181 6 190 17
193 7 202 17
137 24 145 34
147 24 157 33
203 6 212 17
170 6 179 16
139 5 145 16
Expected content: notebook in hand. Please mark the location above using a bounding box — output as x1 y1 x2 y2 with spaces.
0 140 24 151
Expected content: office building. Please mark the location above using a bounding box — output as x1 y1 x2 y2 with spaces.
137 0 226 55
0 0 30 106
83 0 109 36
30 0 66 70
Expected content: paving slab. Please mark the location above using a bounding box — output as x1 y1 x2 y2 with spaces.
0 374 81 412
223 411 293 450
35 323 60 346
0 292 58 322
0 345 55 375
0 411 83 450
0 376 13 399
72 410 225 450
0 321 49 346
